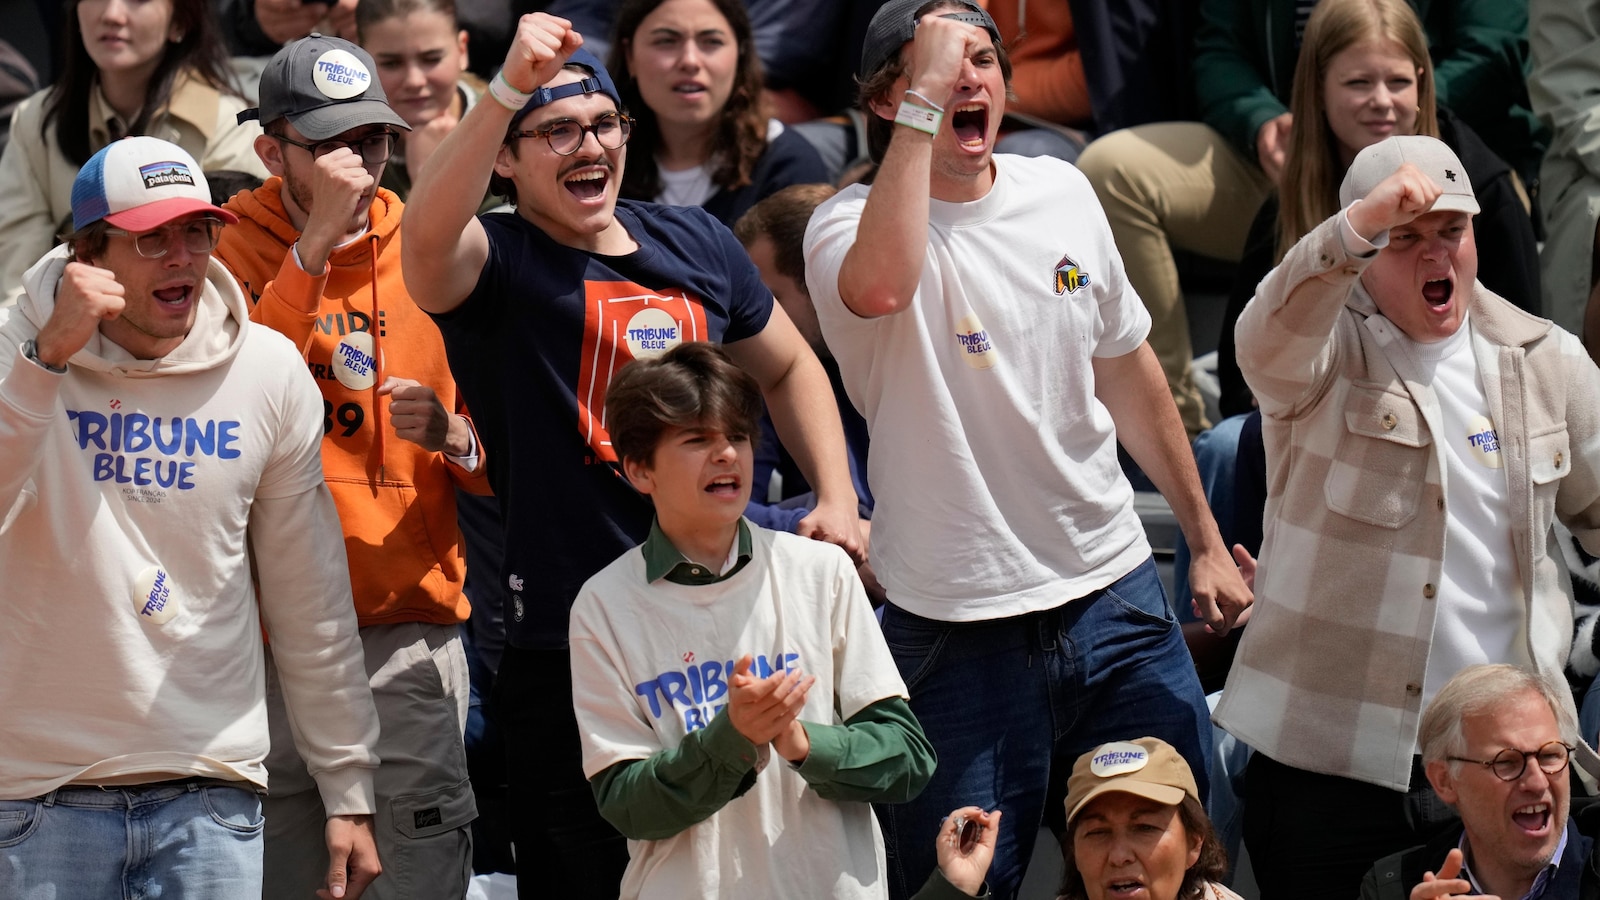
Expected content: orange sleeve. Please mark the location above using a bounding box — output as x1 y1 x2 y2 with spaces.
247 249 329 358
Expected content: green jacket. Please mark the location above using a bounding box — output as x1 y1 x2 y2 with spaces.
1193 0 1546 182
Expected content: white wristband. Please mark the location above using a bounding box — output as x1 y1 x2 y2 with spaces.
488 71 533 111
895 100 943 136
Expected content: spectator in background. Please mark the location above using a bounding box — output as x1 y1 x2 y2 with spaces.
733 184 879 599
607 0 829 227
0 0 266 306
1531 0 1600 358
357 0 498 210
1076 0 1544 439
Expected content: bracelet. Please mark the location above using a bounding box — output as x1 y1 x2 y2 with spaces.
488 70 533 111
895 100 943 136
903 89 944 113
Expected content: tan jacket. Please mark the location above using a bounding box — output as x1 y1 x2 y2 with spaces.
1216 211 1600 790
0 71 266 305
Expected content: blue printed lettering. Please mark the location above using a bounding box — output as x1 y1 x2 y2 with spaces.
184 419 215 456
153 417 182 454
70 410 109 450
123 414 150 453
686 663 704 705
683 708 706 731
659 671 692 710
217 421 241 460
700 661 726 703
109 413 122 452
634 679 664 718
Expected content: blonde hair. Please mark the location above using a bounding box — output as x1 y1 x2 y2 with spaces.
1276 0 1438 260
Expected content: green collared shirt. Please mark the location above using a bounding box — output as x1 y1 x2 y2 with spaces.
642 517 753 585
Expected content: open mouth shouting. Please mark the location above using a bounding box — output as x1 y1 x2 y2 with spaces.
152 281 197 311
1103 877 1148 900
1512 801 1552 837
1422 277 1453 310
704 473 741 499
563 165 612 204
950 102 989 151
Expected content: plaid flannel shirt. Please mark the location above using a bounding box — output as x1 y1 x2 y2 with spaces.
1215 211 1600 790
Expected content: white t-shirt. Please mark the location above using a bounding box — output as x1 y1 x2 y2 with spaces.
570 525 906 900
1400 320 1528 705
803 153 1154 622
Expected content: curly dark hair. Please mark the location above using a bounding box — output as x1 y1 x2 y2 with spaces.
608 0 768 201
44 0 239 166
1058 796 1230 900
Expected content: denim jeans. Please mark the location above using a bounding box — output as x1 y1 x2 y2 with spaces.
875 557 1212 900
0 780 263 899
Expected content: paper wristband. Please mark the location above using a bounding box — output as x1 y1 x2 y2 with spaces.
895 101 943 135
489 71 533 111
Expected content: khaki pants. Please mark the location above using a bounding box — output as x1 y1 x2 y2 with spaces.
1078 122 1272 437
262 622 475 900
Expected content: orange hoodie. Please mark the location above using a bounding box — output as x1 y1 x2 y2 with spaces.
980 0 1090 127
216 179 488 627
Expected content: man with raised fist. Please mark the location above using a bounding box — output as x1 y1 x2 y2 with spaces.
0 136 379 899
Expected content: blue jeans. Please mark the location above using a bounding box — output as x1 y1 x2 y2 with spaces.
0 780 263 898
875 558 1212 900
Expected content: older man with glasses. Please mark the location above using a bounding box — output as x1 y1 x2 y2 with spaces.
214 32 490 900
1360 664 1600 900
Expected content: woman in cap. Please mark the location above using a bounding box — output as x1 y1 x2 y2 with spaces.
915 738 1236 900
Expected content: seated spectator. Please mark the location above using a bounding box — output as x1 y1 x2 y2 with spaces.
569 341 933 898
911 738 1237 900
1076 0 1544 438
1531 0 1600 357
607 0 830 227
1359 664 1594 900
0 0 266 305
1218 135 1600 900
357 0 496 209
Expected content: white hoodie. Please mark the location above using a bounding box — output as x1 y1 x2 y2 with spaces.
0 246 379 815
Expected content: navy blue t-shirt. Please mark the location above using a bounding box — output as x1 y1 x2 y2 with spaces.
429 200 774 648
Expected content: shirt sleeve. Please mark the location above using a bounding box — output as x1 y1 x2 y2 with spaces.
588 708 764 841
791 696 935 803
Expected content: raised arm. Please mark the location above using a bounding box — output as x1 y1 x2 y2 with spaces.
401 13 582 313
834 16 988 318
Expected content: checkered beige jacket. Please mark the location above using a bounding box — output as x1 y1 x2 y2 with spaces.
1214 213 1600 790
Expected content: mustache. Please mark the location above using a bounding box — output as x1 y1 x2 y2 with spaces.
560 157 615 180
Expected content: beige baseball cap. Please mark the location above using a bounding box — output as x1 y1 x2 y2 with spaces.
1064 737 1200 826
1338 135 1480 216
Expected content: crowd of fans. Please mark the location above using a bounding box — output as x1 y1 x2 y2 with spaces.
6 0 1600 899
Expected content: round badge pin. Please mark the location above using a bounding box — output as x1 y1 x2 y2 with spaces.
623 307 682 360
312 49 374 100
333 332 380 391
132 565 179 625
1089 741 1150 777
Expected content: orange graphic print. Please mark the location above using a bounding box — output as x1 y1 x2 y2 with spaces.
577 280 709 463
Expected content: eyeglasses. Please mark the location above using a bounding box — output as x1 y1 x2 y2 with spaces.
509 113 633 156
104 217 225 259
273 131 399 165
1448 741 1573 782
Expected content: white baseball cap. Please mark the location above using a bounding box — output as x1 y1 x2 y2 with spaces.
70 135 237 232
1339 135 1480 216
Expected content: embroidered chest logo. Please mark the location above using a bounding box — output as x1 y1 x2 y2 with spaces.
1053 253 1091 296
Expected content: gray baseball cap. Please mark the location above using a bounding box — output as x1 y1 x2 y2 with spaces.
238 34 410 139
859 0 1002 80
1339 135 1479 215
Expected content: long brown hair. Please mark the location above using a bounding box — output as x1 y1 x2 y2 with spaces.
609 0 768 201
1276 0 1438 260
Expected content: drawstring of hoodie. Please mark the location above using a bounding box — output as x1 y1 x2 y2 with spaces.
370 233 385 486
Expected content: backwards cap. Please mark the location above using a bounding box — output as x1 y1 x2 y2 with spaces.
508 47 624 129
238 33 410 139
71 136 238 232
859 0 1002 79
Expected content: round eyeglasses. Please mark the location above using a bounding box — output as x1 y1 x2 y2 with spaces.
509 113 633 156
104 217 225 259
1447 741 1573 782
274 131 399 166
